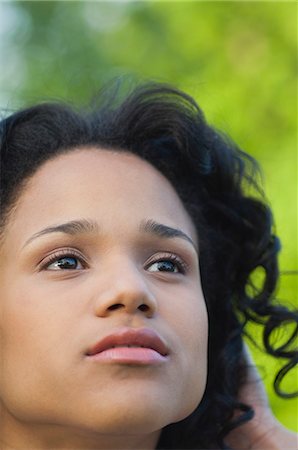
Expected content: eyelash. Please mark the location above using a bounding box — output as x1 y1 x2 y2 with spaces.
145 253 188 274
39 248 87 271
39 249 188 274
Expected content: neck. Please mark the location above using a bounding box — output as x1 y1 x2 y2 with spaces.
0 410 160 450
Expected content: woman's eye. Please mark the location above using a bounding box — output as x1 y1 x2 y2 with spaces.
45 256 84 271
147 259 182 274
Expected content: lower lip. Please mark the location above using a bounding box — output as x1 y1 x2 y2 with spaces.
87 347 168 365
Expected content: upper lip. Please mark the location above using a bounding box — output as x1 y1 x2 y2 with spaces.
86 327 169 357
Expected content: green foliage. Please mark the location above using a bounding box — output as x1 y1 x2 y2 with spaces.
1 0 297 431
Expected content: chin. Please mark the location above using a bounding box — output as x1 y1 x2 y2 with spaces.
72 391 200 436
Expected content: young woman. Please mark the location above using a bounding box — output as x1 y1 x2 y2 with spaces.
0 83 297 449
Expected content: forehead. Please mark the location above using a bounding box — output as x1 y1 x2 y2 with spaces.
3 148 197 248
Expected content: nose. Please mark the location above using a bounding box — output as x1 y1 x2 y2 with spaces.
93 259 157 319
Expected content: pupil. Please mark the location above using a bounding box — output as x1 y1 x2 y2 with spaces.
57 257 77 269
159 261 175 272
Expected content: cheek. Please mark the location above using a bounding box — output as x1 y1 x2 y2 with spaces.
181 296 208 399
0 275 82 372
0 286 43 387
167 281 208 356
0 279 75 418
161 283 208 421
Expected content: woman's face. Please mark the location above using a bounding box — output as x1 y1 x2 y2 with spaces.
0 149 208 443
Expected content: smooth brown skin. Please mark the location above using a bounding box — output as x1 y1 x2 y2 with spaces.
226 347 298 450
0 148 296 449
0 149 208 449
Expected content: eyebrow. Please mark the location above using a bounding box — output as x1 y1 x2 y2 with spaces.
140 219 197 252
23 219 99 248
23 218 197 252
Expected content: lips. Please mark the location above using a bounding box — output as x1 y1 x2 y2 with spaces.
85 327 169 364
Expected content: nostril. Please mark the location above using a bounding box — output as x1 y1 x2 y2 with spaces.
108 303 124 311
138 304 150 312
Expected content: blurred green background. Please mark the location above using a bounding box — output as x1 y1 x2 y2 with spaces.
0 0 297 432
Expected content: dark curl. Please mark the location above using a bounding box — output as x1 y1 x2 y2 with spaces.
0 82 297 449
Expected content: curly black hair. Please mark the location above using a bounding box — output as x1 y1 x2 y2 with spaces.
0 82 297 449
